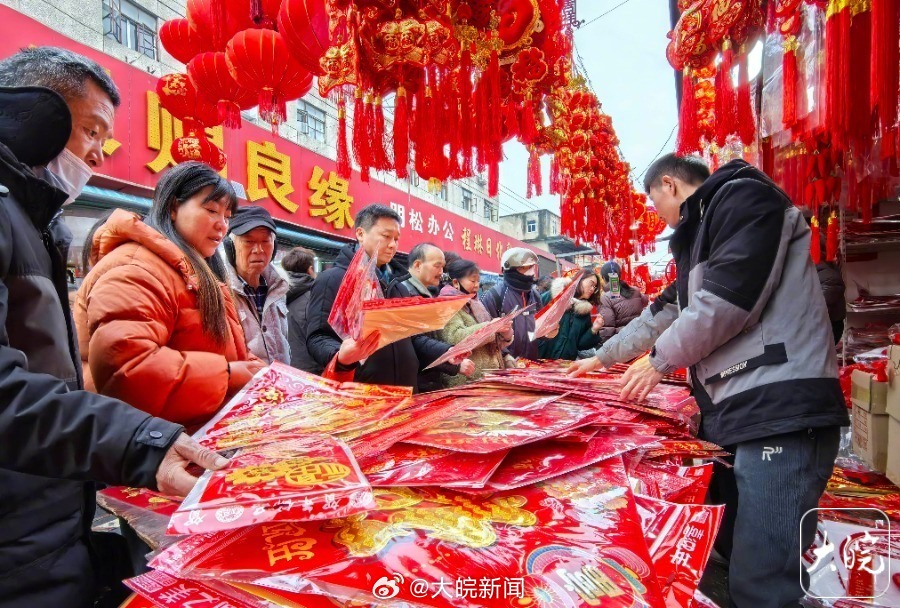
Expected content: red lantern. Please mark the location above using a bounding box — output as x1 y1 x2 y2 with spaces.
187 0 255 52
278 0 332 75
171 131 226 171
156 73 220 130
225 29 313 132
188 52 257 129
159 18 206 64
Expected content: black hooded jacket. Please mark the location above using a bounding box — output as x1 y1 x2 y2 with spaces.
286 272 321 374
0 87 182 607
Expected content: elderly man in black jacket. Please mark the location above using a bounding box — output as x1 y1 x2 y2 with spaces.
569 154 849 608
0 47 227 608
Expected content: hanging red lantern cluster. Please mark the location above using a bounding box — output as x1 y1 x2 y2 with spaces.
545 77 655 260
668 0 765 156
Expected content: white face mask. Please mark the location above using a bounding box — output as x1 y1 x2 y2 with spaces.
46 148 92 206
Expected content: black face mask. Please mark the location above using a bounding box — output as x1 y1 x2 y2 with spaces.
454 281 470 295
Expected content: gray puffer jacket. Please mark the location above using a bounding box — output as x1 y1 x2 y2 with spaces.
596 160 848 447
228 264 290 365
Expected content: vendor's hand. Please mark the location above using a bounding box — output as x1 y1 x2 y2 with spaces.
448 351 473 366
229 360 266 390
567 356 603 377
591 316 605 334
619 354 664 402
459 359 476 377
337 331 382 366
156 433 229 497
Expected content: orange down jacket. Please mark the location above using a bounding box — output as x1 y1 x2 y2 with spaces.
74 209 256 428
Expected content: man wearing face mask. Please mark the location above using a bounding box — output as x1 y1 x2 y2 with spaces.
0 47 229 607
481 247 546 360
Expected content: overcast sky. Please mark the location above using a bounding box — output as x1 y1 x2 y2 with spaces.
497 0 678 270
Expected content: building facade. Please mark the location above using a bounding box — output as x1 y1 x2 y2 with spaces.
0 0 536 284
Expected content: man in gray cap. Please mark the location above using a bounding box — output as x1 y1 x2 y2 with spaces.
225 206 290 364
481 247 546 360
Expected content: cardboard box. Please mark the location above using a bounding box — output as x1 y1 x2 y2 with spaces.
886 345 900 419
852 403 889 473
886 415 900 488
851 369 888 415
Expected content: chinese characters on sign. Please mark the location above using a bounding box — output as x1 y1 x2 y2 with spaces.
248 141 297 213
308 166 354 229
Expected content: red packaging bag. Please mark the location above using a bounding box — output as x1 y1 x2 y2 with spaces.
194 363 411 451
425 307 531 371
359 443 509 488
151 457 666 608
529 276 581 341
634 494 724 608
168 436 374 535
328 246 382 341
402 399 609 453
487 432 660 491
359 294 473 351
125 570 271 608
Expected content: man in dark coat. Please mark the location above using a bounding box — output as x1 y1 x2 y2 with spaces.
0 47 226 608
283 246 322 373
306 204 453 391
569 154 849 608
481 247 546 360
389 243 474 392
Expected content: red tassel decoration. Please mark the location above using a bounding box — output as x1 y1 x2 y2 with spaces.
810 216 821 264
218 101 242 130
714 39 736 147
352 89 371 182
825 211 838 262
475 80 488 173
459 45 474 174
521 97 538 144
736 49 755 145
825 1 851 149
526 146 541 198
870 0 899 136
488 156 499 198
393 86 409 178
336 96 351 178
550 156 560 195
782 36 799 128
487 46 502 161
847 2 871 147
676 67 699 155
371 96 391 172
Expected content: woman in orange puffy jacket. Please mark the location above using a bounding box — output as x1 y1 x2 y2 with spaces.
75 162 265 429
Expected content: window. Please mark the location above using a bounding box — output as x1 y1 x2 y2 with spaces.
439 183 448 201
461 188 473 212
526 219 537 234
103 0 158 60
484 200 498 222
297 100 327 143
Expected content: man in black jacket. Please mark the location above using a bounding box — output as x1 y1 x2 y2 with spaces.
390 242 475 392
0 47 228 608
569 155 849 607
306 206 469 391
283 246 322 374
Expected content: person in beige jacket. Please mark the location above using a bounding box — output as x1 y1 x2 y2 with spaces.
224 206 290 365
439 254 515 387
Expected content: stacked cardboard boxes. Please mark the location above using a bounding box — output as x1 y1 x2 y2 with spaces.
885 345 900 485
851 368 889 472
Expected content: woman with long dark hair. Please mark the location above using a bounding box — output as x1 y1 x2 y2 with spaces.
537 270 604 360
438 254 515 386
75 162 264 428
